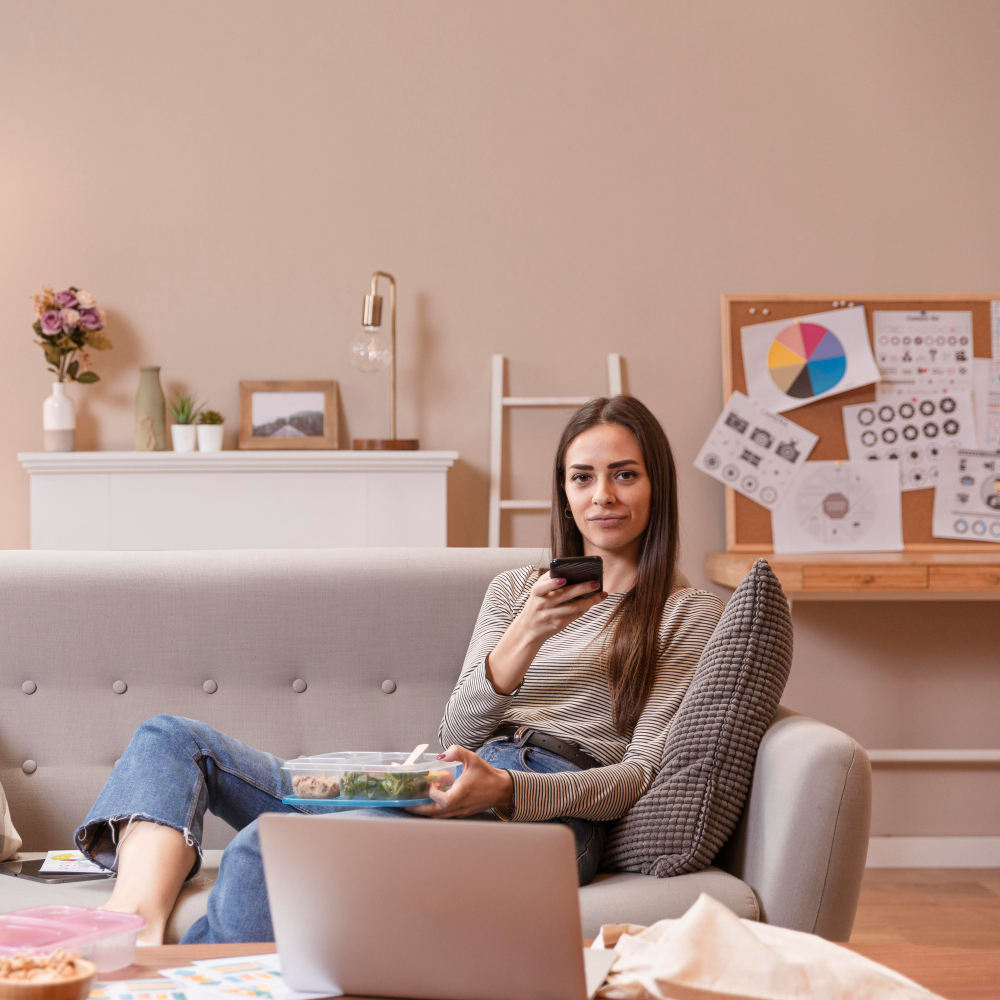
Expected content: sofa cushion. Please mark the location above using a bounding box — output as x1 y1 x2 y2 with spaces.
602 558 792 877
1 780 21 861
3 852 759 944
578 868 758 938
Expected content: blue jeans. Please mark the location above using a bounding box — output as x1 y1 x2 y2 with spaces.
75 715 606 944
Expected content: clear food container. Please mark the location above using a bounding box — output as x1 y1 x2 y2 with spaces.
282 752 462 806
0 907 145 972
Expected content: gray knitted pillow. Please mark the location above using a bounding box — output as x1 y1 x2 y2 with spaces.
602 558 792 877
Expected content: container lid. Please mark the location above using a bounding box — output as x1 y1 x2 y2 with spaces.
0 908 145 955
283 753 456 774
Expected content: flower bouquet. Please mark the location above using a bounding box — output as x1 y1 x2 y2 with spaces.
33 286 112 383
33 285 112 451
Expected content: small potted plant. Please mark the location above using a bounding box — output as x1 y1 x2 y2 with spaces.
169 394 202 452
197 409 225 451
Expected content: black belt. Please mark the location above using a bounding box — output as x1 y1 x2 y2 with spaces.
492 725 600 770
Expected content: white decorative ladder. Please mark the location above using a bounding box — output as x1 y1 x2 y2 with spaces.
488 353 624 547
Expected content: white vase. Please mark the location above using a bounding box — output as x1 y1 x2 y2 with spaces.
171 424 198 452
197 424 224 451
42 382 76 452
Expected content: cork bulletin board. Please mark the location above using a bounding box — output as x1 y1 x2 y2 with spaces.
721 295 997 552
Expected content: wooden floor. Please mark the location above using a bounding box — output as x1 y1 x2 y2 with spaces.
850 868 1000 948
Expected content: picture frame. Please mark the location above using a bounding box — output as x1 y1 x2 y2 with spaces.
238 380 339 450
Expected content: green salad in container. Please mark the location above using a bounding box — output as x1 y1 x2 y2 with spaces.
341 766 456 800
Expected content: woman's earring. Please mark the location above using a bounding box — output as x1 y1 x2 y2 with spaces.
563 504 574 519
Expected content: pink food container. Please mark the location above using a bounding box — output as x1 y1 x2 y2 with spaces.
0 907 145 971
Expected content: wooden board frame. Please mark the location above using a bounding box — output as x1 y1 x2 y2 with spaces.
238 380 339 450
721 295 997 553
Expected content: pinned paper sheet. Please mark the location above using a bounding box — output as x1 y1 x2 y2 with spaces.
771 460 903 554
932 446 1000 543
973 357 1000 450
873 310 974 399
740 306 879 413
40 850 109 874
841 391 976 490
693 391 818 508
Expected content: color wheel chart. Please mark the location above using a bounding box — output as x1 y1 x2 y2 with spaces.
767 322 847 399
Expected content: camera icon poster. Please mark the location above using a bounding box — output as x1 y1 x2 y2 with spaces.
932 446 1000 542
694 390 818 509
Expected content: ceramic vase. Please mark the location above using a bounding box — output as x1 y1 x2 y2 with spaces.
42 382 75 452
134 366 166 451
171 424 198 452
197 424 224 451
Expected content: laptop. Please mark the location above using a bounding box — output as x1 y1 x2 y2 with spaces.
258 813 616 1000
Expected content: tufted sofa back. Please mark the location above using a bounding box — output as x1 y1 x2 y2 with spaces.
0 548 545 851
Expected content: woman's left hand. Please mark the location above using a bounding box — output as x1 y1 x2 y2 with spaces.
405 745 513 818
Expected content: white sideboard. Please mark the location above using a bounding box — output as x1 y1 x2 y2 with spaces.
18 450 459 550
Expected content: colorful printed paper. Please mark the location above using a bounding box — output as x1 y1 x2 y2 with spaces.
873 310 974 398
771 460 904 554
693 391 818 508
740 306 879 413
932 446 1000 542
159 956 337 1000
841 391 976 491
39 850 109 874
91 981 192 1000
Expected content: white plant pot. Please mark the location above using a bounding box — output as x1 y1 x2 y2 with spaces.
43 382 75 452
197 424 225 451
171 424 198 452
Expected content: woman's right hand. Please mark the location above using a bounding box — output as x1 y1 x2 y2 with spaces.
517 571 606 642
485 571 606 694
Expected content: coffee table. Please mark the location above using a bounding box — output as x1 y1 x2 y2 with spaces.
102 941 1000 999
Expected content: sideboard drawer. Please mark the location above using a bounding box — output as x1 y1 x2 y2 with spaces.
801 564 929 591
928 565 1000 590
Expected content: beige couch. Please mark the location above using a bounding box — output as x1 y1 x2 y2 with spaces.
0 549 871 940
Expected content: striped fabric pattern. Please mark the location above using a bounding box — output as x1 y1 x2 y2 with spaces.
439 566 724 823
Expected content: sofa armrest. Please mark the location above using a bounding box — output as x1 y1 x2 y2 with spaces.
715 707 872 941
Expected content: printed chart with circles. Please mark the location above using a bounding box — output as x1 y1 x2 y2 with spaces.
772 459 903 554
767 322 848 400
795 464 877 546
841 392 976 492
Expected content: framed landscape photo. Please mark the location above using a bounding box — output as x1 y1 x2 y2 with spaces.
238 380 339 450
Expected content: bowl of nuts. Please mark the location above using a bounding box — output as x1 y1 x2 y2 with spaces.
0 951 96 1000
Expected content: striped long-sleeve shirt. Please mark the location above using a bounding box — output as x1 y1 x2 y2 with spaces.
439 566 724 823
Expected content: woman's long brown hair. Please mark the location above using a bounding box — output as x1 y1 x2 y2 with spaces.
550 395 679 738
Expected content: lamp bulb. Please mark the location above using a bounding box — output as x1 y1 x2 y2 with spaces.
351 329 391 373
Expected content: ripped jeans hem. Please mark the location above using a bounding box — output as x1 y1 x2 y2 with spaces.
74 813 204 881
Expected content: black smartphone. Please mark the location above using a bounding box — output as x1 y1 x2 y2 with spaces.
0 858 114 884
549 556 603 600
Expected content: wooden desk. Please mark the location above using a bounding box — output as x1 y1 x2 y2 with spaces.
102 941 1000 1000
706 550 1000 601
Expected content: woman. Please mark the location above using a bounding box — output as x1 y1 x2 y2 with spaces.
75 395 723 944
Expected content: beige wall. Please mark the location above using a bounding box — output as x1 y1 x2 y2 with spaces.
2 1 998 837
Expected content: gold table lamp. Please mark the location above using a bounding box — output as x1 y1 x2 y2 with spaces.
351 270 418 450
